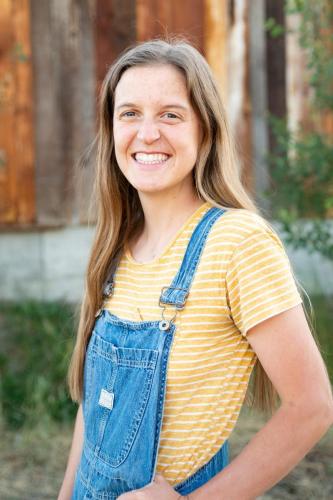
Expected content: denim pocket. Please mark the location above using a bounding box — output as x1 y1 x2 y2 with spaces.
83 331 159 467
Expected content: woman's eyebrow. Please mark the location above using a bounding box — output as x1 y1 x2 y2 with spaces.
115 102 189 112
160 104 189 111
115 102 137 111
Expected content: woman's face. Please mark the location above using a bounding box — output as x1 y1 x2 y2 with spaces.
113 64 202 198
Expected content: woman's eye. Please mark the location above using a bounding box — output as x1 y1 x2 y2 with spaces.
164 112 178 119
121 111 136 118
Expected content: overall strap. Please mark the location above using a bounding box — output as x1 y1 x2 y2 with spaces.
159 206 226 309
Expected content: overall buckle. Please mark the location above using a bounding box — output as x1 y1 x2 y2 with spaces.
158 286 189 331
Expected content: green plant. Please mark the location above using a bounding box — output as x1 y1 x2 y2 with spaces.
264 0 333 259
0 301 77 429
310 295 333 382
265 116 333 259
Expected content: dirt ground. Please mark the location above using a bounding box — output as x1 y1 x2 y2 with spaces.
1 409 332 500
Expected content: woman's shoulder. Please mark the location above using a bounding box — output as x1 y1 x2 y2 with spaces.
212 206 276 242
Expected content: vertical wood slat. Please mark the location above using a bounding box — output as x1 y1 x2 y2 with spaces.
13 0 35 224
204 0 253 193
286 11 313 135
286 9 333 139
0 0 35 224
0 0 15 222
30 0 96 226
265 0 287 153
204 0 228 101
248 0 270 213
136 0 204 52
95 0 136 96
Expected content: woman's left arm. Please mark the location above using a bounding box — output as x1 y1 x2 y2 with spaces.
191 303 333 500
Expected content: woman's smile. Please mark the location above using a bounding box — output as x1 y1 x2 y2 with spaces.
131 152 172 171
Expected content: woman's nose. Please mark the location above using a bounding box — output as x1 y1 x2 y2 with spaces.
136 119 161 143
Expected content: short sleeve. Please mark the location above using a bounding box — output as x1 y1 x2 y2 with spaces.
225 224 303 337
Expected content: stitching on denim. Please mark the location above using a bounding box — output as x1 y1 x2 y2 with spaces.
150 330 175 479
84 356 158 469
91 344 158 369
78 470 119 500
102 309 162 329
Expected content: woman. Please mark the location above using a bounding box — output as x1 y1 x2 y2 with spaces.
58 39 333 500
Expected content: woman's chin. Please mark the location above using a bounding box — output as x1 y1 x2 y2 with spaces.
134 183 168 194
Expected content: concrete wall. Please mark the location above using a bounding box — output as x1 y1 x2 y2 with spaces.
0 226 94 302
0 224 332 303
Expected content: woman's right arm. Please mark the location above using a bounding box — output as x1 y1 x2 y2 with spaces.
57 403 84 500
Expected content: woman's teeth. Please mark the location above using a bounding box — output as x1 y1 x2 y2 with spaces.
134 153 169 164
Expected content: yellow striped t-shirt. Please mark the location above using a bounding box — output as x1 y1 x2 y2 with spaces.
103 201 303 486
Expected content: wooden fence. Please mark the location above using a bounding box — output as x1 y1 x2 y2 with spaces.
0 0 331 228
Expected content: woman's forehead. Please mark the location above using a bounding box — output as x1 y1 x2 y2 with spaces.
114 64 189 103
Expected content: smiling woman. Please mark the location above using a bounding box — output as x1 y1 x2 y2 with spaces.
113 64 201 200
58 38 333 500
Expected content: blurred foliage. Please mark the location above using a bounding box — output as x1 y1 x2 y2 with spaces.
310 295 333 383
0 301 77 429
265 0 333 260
266 116 333 259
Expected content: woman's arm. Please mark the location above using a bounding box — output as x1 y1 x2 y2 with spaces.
191 304 333 500
57 403 84 500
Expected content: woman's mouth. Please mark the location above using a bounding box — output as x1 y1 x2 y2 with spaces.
132 152 171 168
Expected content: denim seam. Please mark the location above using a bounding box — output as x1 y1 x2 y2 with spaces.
78 470 118 500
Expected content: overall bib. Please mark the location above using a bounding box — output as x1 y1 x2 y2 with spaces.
72 206 229 499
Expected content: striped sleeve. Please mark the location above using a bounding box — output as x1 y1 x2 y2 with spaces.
225 224 303 336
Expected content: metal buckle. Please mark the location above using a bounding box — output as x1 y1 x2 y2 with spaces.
158 286 189 310
160 304 178 323
158 286 189 331
158 307 178 331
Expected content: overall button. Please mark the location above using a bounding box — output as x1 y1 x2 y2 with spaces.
159 320 170 331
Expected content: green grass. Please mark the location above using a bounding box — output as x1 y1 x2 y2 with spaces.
308 295 333 381
0 301 77 429
0 296 332 430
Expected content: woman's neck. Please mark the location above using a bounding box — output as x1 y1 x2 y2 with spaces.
129 193 205 263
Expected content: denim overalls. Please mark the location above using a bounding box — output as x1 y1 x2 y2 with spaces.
72 206 229 499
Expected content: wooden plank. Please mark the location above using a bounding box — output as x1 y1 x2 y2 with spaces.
136 0 204 51
0 0 15 222
266 0 286 152
203 0 228 101
286 8 333 139
12 0 35 224
234 1 253 193
0 0 35 225
95 0 136 95
204 0 253 193
30 0 96 225
248 0 270 212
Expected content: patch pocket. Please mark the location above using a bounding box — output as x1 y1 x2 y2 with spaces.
83 332 159 467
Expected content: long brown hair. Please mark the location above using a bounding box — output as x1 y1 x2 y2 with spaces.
68 37 306 414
